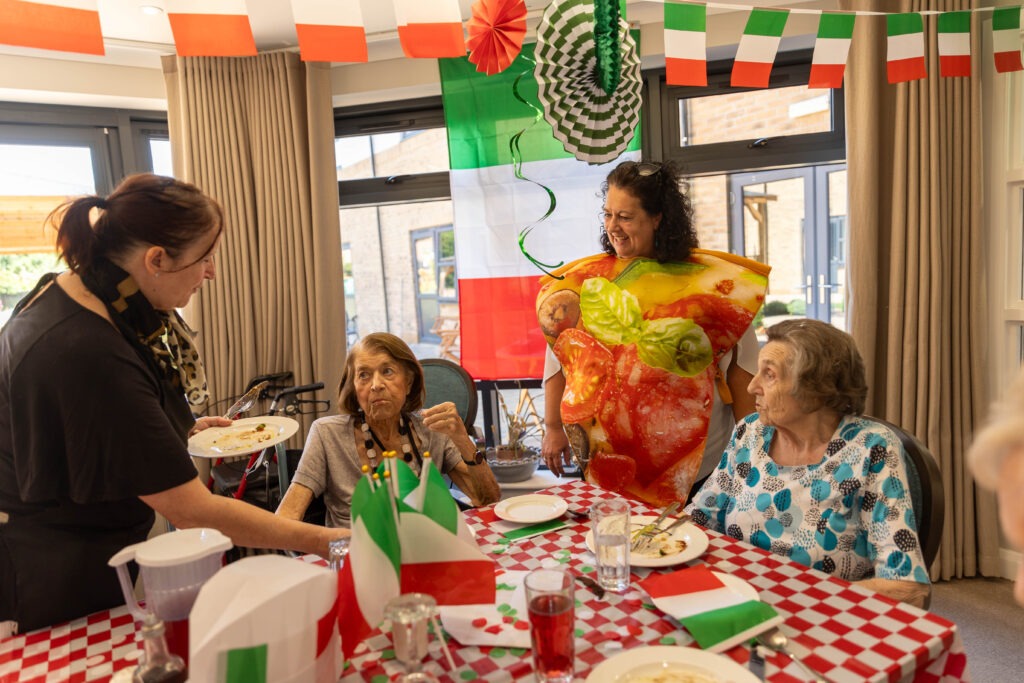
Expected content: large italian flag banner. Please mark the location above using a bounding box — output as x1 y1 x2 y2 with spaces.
440 43 640 380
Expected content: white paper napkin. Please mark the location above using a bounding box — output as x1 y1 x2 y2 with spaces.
438 569 532 648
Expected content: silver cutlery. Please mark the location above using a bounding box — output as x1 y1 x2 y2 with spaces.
572 571 606 599
756 628 830 683
564 508 590 521
631 501 681 552
223 381 268 419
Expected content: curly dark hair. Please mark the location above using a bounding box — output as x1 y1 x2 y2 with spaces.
599 160 699 263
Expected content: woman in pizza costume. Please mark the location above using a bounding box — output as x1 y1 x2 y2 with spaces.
537 160 770 507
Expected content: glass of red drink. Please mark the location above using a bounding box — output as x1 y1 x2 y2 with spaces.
525 568 575 683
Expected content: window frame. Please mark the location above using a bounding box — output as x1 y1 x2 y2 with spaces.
652 49 847 176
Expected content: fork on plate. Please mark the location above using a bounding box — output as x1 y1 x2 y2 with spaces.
630 501 680 552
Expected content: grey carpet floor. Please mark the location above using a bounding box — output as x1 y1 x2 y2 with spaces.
930 577 1024 681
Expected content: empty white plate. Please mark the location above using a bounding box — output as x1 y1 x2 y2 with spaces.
493 494 568 524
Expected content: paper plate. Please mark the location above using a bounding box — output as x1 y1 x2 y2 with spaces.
586 645 759 682
188 416 299 458
585 515 709 568
493 493 568 523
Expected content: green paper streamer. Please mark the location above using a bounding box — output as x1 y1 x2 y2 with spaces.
509 58 564 279
594 0 621 95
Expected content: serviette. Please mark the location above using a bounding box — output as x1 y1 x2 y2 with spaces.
438 570 532 648
639 564 782 653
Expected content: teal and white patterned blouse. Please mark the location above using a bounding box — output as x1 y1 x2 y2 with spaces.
686 413 930 585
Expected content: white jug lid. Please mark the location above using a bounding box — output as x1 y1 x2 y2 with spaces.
109 528 233 568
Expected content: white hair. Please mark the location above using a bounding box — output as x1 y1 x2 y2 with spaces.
968 368 1024 490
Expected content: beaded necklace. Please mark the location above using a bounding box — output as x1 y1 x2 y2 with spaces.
359 412 423 469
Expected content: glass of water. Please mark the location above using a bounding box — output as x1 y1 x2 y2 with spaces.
591 497 631 593
384 593 440 682
327 537 350 571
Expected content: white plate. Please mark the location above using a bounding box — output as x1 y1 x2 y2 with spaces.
188 416 299 458
585 515 709 568
586 645 759 683
493 494 568 524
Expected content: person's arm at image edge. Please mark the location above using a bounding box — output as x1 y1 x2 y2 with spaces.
142 478 348 558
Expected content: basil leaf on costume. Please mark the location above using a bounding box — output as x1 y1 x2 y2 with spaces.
637 317 713 377
580 277 641 346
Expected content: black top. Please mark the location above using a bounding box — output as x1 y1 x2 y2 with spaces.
0 283 198 631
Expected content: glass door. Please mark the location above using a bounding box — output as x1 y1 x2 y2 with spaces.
728 164 847 333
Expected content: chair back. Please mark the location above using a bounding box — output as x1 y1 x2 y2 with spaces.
866 416 944 568
421 358 478 431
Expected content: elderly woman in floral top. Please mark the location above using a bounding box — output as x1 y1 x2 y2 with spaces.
685 319 930 608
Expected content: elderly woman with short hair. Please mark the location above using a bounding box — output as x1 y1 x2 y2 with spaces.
277 332 500 530
685 319 931 607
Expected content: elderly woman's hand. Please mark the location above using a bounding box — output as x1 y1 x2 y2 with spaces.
421 402 468 439
189 416 233 437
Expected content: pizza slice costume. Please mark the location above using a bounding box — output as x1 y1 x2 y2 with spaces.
536 249 770 506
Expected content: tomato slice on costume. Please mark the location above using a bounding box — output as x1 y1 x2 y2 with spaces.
587 451 637 494
600 344 714 487
553 328 614 423
646 293 753 356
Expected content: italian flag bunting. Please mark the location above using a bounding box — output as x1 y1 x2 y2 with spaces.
993 6 1024 74
0 0 104 55
394 0 466 58
664 1 707 86
886 12 926 83
731 8 790 88
336 477 401 661
439 46 639 380
808 12 855 89
937 11 971 77
166 0 256 57
290 0 368 63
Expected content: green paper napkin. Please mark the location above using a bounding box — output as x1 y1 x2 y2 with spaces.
501 518 568 541
681 600 783 653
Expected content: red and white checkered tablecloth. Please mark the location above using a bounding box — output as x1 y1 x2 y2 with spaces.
0 480 969 682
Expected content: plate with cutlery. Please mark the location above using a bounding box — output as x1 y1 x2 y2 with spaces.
585 514 709 567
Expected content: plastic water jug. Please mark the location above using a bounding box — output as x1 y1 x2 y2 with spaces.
109 528 232 664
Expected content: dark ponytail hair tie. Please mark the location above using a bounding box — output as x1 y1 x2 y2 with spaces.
95 197 108 210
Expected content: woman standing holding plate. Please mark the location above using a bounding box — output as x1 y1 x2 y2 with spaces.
537 160 770 507
0 174 345 633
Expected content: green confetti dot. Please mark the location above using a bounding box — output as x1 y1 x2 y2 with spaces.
490 647 508 658
642 603 657 610
659 635 676 645
574 627 585 637
492 546 507 554
380 649 395 660
496 583 517 591
498 538 511 545
459 672 478 681
497 603 514 614
371 676 389 683
509 647 527 657
580 565 595 573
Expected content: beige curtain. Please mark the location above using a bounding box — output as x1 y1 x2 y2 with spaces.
843 0 1000 579
162 52 345 444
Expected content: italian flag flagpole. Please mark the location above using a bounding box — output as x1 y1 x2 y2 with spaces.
439 45 639 381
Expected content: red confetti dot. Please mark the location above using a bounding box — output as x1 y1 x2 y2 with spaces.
513 621 529 631
472 618 487 628
627 624 643 636
485 625 503 634
502 615 514 624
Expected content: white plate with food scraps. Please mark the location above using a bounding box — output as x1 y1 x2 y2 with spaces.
586 645 759 683
584 515 709 568
188 416 299 458
493 493 568 524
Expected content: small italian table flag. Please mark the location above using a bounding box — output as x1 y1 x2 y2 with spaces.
993 6 1024 74
664 1 707 86
886 12 926 83
731 8 789 88
937 11 971 78
808 12 855 89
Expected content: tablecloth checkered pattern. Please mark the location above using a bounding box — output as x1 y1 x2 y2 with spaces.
0 480 969 682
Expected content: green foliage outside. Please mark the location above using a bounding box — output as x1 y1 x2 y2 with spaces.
0 253 61 301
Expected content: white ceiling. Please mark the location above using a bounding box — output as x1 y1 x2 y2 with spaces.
0 1 765 69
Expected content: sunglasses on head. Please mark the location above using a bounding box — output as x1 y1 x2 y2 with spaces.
636 162 663 176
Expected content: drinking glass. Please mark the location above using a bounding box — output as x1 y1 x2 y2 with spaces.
524 567 575 683
591 497 631 593
384 593 440 682
327 537 350 571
